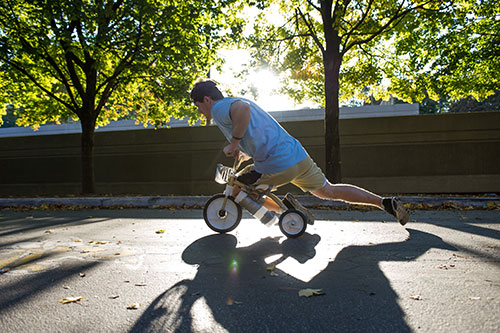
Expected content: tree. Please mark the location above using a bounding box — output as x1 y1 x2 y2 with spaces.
386 0 500 104
0 0 244 193
248 1 498 182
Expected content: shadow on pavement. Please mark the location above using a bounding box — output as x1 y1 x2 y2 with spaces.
131 229 456 332
0 261 100 314
0 211 116 238
428 215 500 240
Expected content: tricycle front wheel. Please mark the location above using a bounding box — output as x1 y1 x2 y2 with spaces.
203 194 242 233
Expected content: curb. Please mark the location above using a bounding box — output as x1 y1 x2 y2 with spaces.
0 196 207 209
0 195 499 209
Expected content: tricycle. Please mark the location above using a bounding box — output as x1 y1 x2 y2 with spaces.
203 159 314 238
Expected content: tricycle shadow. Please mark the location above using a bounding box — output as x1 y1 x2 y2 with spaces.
130 229 454 333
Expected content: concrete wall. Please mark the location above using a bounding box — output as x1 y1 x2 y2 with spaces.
0 111 499 196
0 104 419 138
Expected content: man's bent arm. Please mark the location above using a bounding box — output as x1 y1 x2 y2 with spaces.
223 100 250 158
230 100 250 140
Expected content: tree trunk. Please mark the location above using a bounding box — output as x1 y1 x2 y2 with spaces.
80 114 96 194
323 45 343 183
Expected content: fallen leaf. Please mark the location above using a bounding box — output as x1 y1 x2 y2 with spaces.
266 265 275 271
127 303 141 309
155 229 165 234
108 295 120 299
135 283 147 287
59 296 83 304
226 298 243 305
79 273 86 278
63 286 71 290
298 288 324 297
0 268 10 274
74 239 82 242
95 241 108 245
410 294 422 300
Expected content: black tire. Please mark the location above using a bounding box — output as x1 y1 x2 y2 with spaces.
203 194 242 233
279 209 307 238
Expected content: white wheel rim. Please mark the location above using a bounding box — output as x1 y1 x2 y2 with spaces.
281 212 304 235
206 197 239 230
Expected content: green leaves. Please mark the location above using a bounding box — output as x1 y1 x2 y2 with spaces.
247 0 499 107
0 0 244 128
381 0 500 104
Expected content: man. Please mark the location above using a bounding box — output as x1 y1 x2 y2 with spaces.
190 79 410 225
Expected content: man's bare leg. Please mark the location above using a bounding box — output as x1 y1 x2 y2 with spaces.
311 181 411 225
311 181 383 209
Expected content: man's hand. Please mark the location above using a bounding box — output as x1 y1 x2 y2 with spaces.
223 141 240 158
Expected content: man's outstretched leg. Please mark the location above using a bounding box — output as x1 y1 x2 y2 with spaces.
311 181 410 225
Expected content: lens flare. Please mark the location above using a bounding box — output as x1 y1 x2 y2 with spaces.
227 258 240 305
231 259 238 274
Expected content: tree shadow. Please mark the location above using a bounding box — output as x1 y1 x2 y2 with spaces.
0 211 116 238
428 215 500 240
131 228 455 332
0 261 100 314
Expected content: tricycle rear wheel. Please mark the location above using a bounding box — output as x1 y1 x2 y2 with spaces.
279 209 307 238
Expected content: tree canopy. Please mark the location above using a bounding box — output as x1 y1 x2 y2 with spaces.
0 0 245 128
383 0 500 105
249 0 500 107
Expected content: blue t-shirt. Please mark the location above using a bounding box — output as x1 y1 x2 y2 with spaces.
211 97 308 174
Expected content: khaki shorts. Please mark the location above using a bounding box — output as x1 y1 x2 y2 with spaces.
240 156 326 192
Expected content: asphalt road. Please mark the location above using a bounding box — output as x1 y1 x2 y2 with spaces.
0 208 499 332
